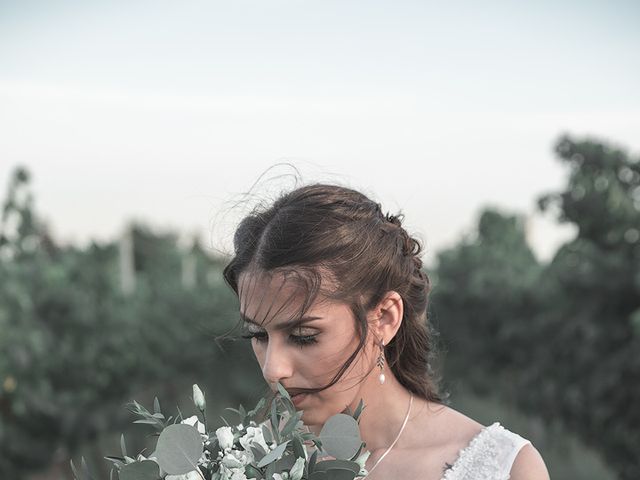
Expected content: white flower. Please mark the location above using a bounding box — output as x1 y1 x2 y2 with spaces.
165 470 202 480
354 450 371 476
221 451 243 469
289 457 305 480
219 464 253 480
272 474 285 480
239 426 270 453
233 449 253 466
230 468 249 480
193 384 206 412
181 415 206 435
216 425 235 450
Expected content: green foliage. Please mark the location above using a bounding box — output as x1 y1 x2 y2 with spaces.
432 207 542 392
317 415 362 460
72 382 368 480
154 424 203 475
0 166 255 479
433 134 640 479
118 461 161 480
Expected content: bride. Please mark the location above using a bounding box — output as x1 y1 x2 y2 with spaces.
222 183 550 480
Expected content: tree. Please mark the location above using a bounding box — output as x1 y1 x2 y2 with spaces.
530 134 640 479
431 208 541 397
0 166 260 479
432 134 640 479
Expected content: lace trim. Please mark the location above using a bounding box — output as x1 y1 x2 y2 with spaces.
440 422 505 480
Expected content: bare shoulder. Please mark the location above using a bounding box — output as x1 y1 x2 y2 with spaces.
509 443 550 480
410 400 485 450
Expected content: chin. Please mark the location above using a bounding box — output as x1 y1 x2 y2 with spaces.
300 404 332 426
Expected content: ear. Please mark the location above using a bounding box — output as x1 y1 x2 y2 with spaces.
369 291 403 346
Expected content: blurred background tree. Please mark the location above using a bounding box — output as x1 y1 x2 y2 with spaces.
1 133 638 479
528 135 640 479
432 134 639 480
0 168 263 479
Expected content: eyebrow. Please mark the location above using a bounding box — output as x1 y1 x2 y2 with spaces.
240 312 323 331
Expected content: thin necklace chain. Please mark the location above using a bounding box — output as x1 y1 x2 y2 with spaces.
362 393 413 478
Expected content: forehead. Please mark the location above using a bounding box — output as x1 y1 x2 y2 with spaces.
237 269 334 326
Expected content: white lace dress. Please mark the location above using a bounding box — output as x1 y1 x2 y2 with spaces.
440 422 531 480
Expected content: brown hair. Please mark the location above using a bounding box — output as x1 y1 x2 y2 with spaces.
223 183 445 404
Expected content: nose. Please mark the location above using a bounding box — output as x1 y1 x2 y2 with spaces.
260 338 294 386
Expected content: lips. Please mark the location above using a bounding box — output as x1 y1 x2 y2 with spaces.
275 385 306 397
291 392 308 406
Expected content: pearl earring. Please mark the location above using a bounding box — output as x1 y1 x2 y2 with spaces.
377 339 386 385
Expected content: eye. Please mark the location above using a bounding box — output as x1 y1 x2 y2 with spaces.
240 328 319 347
241 330 268 343
291 333 319 346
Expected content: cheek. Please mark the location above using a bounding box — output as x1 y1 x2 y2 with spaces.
313 338 370 393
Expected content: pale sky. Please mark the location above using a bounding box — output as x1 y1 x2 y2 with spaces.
1 0 639 266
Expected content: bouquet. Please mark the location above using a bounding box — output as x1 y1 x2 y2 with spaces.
71 382 371 480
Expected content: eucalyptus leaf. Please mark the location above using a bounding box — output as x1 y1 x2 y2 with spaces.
353 399 365 422
121 434 128 458
313 460 360 475
248 397 266 417
81 457 94 480
250 444 267 464
153 397 161 415
276 381 291 400
256 440 290 468
154 424 203 475
309 449 318 473
319 414 361 460
265 461 276 479
262 424 274 445
103 456 125 468
279 395 296 416
133 419 160 425
281 410 303 437
119 460 161 480
244 464 263 479
69 459 80 480
348 443 365 462
301 432 317 442
324 468 358 480
292 435 307 462
270 399 279 441
274 453 296 471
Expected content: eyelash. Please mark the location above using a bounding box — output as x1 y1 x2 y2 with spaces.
240 330 319 347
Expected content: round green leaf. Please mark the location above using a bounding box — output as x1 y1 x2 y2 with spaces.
118 460 160 480
324 469 357 480
310 468 356 480
154 424 203 475
313 460 360 475
318 414 361 460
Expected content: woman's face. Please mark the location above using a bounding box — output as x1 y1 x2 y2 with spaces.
237 269 377 426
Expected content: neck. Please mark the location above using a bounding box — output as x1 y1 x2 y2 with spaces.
308 369 416 452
